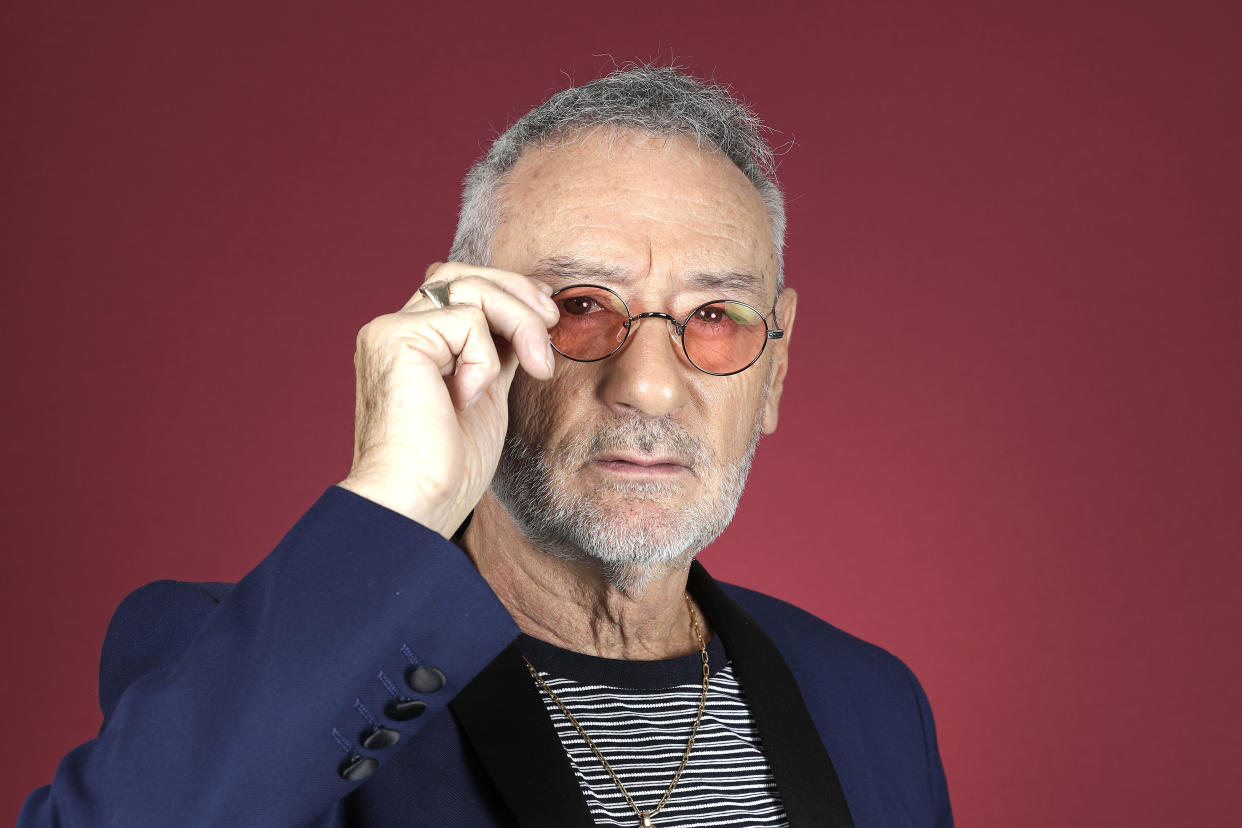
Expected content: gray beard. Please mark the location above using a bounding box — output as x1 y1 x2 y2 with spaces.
490 412 762 594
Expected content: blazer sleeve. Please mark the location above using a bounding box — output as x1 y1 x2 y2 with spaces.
19 486 521 827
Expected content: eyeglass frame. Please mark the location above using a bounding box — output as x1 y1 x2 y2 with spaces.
548 283 785 377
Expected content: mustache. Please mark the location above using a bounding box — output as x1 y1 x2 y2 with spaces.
560 416 708 471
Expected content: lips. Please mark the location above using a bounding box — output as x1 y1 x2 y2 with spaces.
595 453 688 467
591 453 692 477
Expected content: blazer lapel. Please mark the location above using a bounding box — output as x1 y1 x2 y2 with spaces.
450 640 596 828
451 565 854 828
689 562 856 828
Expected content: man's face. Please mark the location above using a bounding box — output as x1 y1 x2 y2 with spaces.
487 130 795 585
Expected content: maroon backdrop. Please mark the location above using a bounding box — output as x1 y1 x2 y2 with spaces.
4 2 1239 824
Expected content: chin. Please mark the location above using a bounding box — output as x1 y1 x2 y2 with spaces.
490 418 757 588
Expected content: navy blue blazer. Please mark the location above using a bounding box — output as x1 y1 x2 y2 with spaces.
21 487 952 827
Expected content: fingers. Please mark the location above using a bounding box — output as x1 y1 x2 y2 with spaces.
412 306 508 409
357 264 559 416
404 262 558 325
402 264 560 391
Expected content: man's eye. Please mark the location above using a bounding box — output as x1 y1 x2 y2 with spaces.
694 307 731 325
562 297 601 315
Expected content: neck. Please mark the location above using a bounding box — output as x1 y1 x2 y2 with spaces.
462 492 708 660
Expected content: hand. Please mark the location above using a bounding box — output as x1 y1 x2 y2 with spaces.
338 262 559 537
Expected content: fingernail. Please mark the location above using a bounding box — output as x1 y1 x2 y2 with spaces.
541 293 558 315
545 341 556 377
538 282 554 296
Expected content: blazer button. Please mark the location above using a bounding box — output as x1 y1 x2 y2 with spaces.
362 726 400 750
386 698 427 721
406 665 446 693
339 754 378 782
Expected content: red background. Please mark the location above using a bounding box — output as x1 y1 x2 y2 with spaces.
3 1 1239 824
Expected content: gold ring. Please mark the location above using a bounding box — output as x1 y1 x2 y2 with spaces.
419 281 452 308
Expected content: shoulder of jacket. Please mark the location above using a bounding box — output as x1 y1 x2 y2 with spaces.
98 579 234 722
716 580 923 695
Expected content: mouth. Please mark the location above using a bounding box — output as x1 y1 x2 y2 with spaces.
590 453 692 478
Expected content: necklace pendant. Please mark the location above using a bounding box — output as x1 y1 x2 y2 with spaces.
639 814 655 827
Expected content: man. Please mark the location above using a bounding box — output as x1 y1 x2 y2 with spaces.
21 68 952 827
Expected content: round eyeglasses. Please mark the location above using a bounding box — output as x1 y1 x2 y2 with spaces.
549 284 784 376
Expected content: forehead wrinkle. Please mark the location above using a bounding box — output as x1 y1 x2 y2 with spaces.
625 209 749 241
528 254 767 303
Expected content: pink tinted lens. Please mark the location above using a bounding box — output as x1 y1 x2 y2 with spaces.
683 301 767 374
550 286 629 361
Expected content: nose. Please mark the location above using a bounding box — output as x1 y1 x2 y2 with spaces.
597 315 691 418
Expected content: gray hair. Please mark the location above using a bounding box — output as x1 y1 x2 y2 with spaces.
448 66 787 288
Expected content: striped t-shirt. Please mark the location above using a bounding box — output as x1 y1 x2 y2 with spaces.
520 634 789 828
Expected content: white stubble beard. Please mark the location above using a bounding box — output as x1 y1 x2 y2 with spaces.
491 380 769 594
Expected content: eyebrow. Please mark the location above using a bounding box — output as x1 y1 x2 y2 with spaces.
530 255 766 299
529 256 624 285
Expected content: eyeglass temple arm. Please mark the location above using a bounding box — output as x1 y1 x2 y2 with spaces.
766 297 784 338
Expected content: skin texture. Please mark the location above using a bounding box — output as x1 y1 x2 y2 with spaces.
469 131 796 658
341 129 796 660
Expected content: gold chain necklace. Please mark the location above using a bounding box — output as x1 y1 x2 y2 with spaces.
522 593 709 828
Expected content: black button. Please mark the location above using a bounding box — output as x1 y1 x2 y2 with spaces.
386 698 427 721
362 725 400 750
339 754 378 782
406 665 446 693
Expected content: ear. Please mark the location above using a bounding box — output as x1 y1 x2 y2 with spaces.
761 287 797 435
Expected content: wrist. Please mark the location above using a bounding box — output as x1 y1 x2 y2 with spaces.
337 473 460 539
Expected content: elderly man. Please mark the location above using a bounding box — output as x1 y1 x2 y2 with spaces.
22 68 952 827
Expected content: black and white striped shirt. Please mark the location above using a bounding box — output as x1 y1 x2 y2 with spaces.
521 634 789 828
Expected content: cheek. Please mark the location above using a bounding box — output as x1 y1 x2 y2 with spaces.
702 381 767 455
507 373 551 443
508 370 589 447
